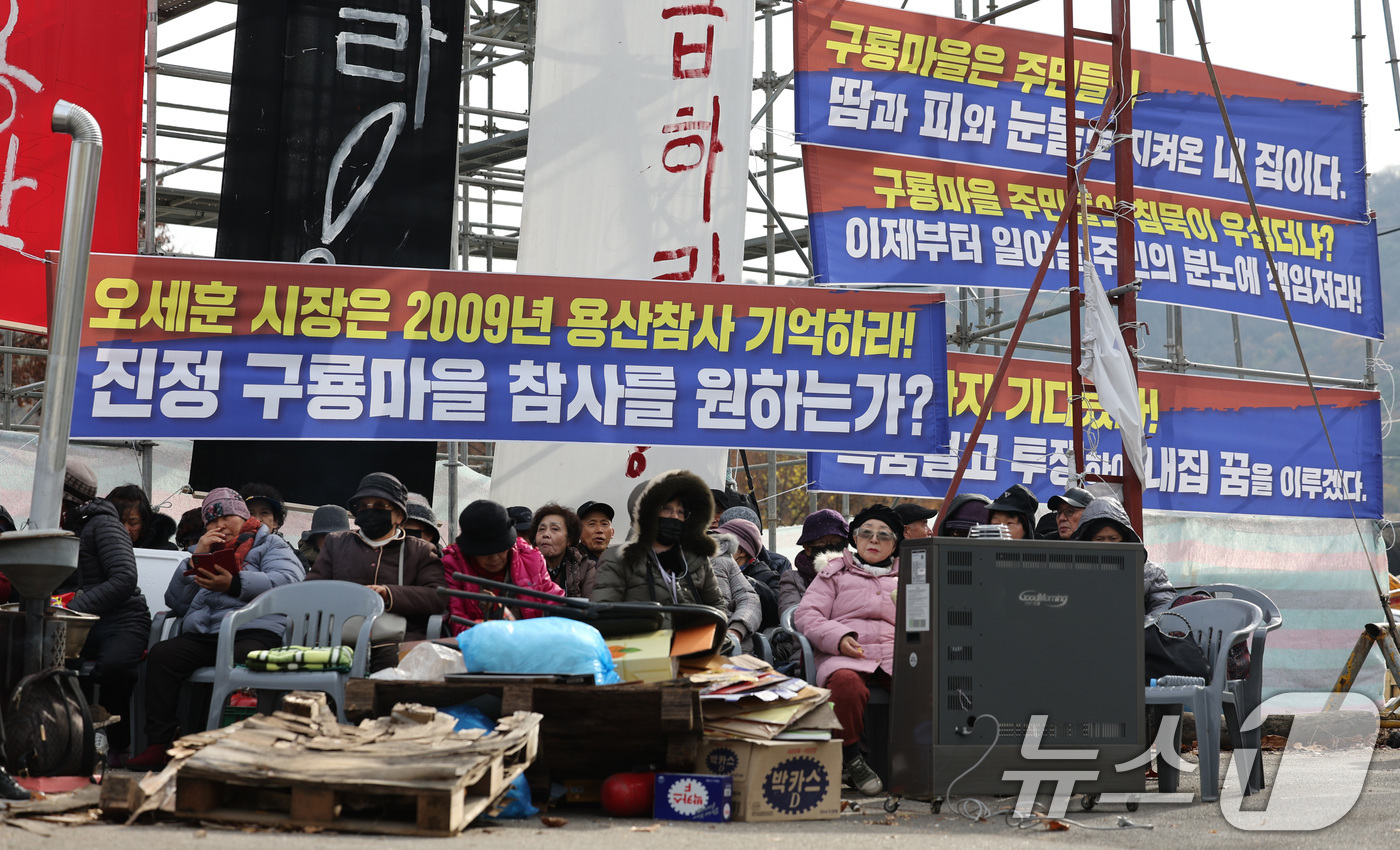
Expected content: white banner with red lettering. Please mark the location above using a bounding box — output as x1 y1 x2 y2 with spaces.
517 0 754 283
0 0 144 332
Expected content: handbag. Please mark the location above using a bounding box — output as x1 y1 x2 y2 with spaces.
1144 610 1210 683
342 539 409 645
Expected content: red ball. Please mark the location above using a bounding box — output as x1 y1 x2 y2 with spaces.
601 772 656 817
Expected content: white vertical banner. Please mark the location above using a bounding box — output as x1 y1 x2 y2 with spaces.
507 0 752 514
518 0 755 282
488 442 730 543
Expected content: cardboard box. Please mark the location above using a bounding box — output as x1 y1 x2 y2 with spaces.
653 773 732 822
698 739 842 822
607 630 678 683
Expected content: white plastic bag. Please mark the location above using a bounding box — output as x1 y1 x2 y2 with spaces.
368 641 466 681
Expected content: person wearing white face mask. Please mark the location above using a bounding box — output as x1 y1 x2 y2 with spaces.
794 504 905 798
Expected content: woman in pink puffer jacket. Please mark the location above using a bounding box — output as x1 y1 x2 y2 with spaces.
794 504 904 798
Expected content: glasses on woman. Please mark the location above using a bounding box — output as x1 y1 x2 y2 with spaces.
854 529 896 543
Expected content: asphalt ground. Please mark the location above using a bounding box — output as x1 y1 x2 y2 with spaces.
5 748 1400 849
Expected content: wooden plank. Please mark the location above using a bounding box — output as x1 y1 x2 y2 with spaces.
98 774 144 818
660 687 693 731
175 777 222 815
501 683 534 714
289 786 338 822
415 792 456 834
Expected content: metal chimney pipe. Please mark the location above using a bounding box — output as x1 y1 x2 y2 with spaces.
30 101 103 529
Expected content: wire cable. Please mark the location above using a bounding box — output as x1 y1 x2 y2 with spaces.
943 712 999 820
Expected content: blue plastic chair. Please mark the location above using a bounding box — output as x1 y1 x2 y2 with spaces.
1178 584 1282 793
1145 598 1262 803
203 581 384 728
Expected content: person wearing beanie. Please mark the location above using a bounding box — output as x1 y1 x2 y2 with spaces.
403 498 443 556
717 503 793 576
443 500 564 633
780 509 850 611
708 524 764 652
306 472 445 671
106 484 179 550
53 459 150 766
127 487 302 771
590 470 724 615
718 518 781 630
298 505 351 570
987 484 1040 540
794 504 904 797
1072 496 1176 624
938 493 991 537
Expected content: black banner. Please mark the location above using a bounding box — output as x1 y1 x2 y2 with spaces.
216 0 465 268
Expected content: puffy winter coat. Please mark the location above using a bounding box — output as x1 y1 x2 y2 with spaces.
711 533 762 648
794 551 898 687
591 470 724 610
165 523 304 635
1071 497 1177 624
133 512 179 551
308 530 446 641
444 537 564 633
58 499 149 626
550 545 597 600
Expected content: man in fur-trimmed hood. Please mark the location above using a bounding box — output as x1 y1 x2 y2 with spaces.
590 469 724 610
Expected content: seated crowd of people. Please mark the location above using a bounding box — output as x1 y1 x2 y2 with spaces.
0 461 1172 800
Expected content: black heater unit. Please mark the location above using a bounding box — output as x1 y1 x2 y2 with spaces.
887 537 1147 811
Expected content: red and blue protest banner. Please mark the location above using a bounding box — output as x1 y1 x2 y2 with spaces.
70 254 949 454
809 352 1382 520
793 0 1382 340
803 145 1381 338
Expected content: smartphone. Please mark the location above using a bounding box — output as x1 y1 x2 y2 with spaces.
185 547 239 577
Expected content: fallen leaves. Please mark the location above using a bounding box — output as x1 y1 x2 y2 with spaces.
630 824 661 832
1262 734 1288 750
540 816 568 828
1044 820 1070 832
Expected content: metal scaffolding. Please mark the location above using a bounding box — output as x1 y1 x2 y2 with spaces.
1 0 1386 519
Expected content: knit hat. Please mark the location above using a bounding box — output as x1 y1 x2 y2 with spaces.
301 504 350 544
849 504 904 550
718 505 761 530
798 509 849 545
405 501 441 545
987 484 1040 538
893 503 937 526
576 500 615 522
507 505 534 535
348 472 408 515
718 518 763 560
457 500 516 556
940 494 991 535
62 459 98 504
201 487 250 525
1047 486 1095 513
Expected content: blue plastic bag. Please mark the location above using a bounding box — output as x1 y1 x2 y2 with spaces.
485 773 540 820
439 703 496 734
456 618 621 685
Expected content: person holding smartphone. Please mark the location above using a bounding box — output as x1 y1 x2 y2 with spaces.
126 488 303 771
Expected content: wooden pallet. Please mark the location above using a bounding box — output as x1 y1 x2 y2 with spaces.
172 704 540 836
344 677 701 778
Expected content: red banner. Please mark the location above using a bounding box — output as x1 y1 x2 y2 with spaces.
0 0 144 332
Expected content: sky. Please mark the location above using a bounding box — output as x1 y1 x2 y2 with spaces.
151 0 1400 255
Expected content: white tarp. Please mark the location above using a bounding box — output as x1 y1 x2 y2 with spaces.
518 0 754 283
488 442 728 543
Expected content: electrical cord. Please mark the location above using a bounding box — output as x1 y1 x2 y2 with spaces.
943 712 999 820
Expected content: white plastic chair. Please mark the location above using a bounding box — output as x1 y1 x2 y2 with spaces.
204 581 384 727
1145 598 1263 802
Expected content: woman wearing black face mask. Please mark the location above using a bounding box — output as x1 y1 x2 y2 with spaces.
590 470 724 611
306 472 445 672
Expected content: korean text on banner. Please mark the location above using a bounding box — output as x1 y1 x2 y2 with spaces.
808 352 1382 521
0 0 143 332
518 0 755 283
792 0 1382 341
72 254 950 454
